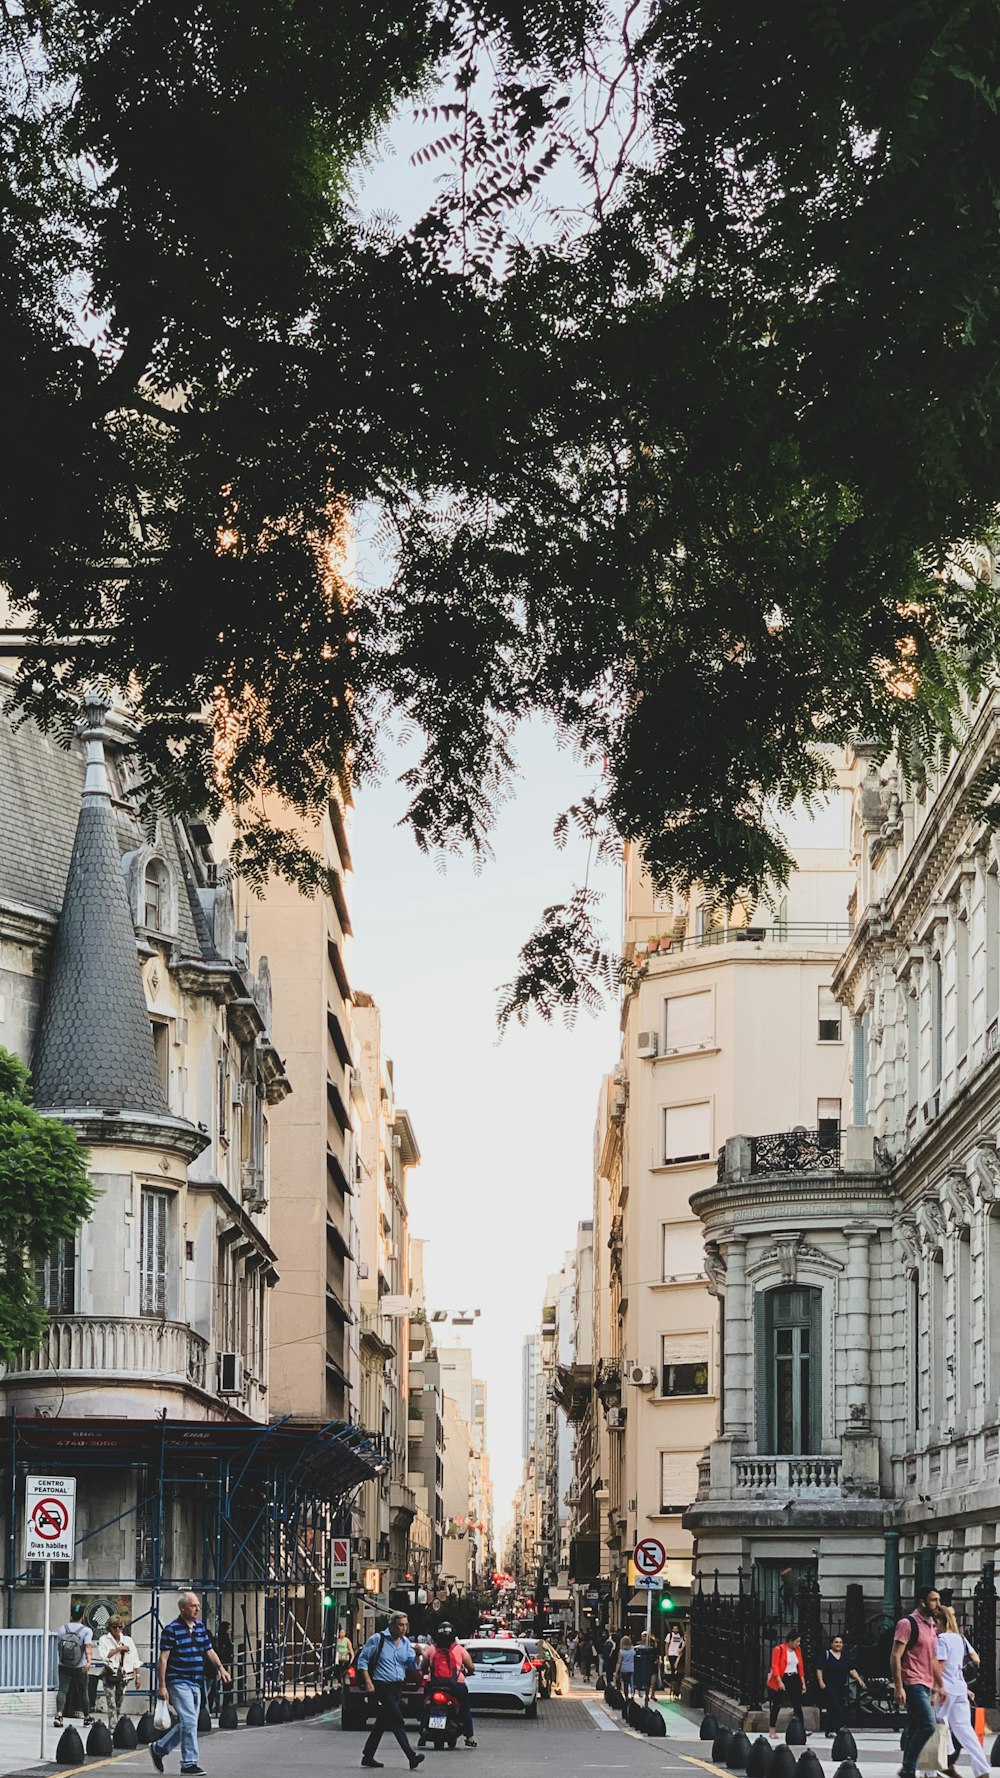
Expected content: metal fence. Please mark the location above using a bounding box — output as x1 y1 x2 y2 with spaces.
690 1568 1000 1719
0 1630 58 1692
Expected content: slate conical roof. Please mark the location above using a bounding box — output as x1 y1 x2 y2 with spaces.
32 689 168 1115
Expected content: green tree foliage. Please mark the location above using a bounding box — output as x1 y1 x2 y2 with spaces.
4 0 1000 1019
0 1049 94 1361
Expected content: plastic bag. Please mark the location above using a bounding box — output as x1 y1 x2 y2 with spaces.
153 1698 172 1733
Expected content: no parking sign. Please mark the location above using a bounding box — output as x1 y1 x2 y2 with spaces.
24 1475 75 1561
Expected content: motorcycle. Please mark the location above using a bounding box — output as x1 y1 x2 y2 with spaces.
418 1683 463 1751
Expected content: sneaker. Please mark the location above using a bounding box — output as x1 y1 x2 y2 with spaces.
181 1768 206 1774
464 1737 477 1748
54 1718 64 1728
409 1758 425 1771
361 1762 384 1770
150 1749 164 1774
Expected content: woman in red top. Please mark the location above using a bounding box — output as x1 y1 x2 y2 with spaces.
767 1632 806 1738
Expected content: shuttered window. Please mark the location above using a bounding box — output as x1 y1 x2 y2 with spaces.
36 1238 75 1313
663 990 713 1054
661 1332 710 1397
818 986 841 1042
659 1451 700 1512
140 1189 169 1316
663 1102 711 1165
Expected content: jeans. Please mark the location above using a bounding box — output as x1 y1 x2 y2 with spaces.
153 1680 201 1769
363 1681 415 1763
901 1682 938 1776
825 1684 848 1734
56 1665 89 1718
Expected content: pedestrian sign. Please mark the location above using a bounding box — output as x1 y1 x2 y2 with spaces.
632 1536 666 1576
24 1475 75 1562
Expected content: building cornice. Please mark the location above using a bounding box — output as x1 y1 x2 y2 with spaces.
44 1107 210 1163
0 898 57 950
690 1168 896 1234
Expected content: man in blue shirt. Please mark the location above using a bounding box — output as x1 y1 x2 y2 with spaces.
150 1592 230 1777
357 1611 424 1770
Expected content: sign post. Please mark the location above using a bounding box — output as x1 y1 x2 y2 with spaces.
632 1537 666 1645
24 1476 76 1761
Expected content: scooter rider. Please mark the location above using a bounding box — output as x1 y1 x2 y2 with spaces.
421 1623 476 1748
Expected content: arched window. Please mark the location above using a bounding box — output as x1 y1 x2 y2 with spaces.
756 1287 822 1454
143 859 169 931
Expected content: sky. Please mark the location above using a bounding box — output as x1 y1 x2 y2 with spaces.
349 720 620 1531
346 101 622 1533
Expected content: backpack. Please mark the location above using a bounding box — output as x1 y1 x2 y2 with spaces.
58 1628 86 1669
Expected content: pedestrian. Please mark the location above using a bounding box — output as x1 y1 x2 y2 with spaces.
890 1586 945 1778
566 1633 578 1674
766 1630 806 1739
647 1632 661 1701
150 1590 231 1777
633 1632 654 1704
97 1617 142 1730
934 1606 989 1778
615 1634 636 1699
54 1602 93 1727
578 1634 594 1682
336 1624 356 1680
601 1630 617 1686
357 1610 425 1771
816 1635 864 1737
665 1624 685 1697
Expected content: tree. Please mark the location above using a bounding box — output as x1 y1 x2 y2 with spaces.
0 1049 94 1362
4 0 1000 1019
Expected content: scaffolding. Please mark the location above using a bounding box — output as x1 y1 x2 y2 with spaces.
2 1412 383 1700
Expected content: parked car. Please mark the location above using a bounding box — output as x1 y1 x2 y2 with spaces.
462 1639 540 1717
521 1638 556 1700
340 1659 424 1731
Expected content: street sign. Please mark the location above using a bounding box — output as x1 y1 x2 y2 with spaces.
632 1536 666 1577
635 1576 665 1591
330 1538 351 1587
24 1475 75 1562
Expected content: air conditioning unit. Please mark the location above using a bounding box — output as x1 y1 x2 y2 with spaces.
612 1087 627 1124
627 1365 656 1388
613 1063 626 1087
358 1262 370 1280
607 1406 626 1430
232 1080 247 1108
218 1352 244 1396
627 1497 637 1513
637 1031 658 1059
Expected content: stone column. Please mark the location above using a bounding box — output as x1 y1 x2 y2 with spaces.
844 1225 873 1424
722 1235 750 1439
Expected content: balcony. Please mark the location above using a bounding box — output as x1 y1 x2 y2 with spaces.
634 921 851 967
733 1455 843 1495
3 1317 209 1391
390 1481 417 1523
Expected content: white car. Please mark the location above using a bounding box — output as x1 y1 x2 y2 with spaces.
462 1639 540 1717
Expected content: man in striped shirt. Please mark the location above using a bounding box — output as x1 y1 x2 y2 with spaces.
150 1593 230 1777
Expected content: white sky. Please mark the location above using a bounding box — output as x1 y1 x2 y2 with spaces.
349 107 621 1529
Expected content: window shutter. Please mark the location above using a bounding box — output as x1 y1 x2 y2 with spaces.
664 991 713 1053
659 1451 700 1511
141 1189 168 1316
662 1333 709 1366
663 1102 711 1164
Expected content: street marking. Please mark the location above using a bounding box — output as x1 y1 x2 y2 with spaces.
679 1757 728 1775
584 1700 621 1731
63 1757 141 1776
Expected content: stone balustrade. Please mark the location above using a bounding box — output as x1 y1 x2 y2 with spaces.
733 1454 843 1495
4 1316 209 1390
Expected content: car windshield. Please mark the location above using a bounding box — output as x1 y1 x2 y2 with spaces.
469 1646 524 1667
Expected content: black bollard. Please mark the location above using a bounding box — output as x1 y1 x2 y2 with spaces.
136 1712 156 1744
727 1731 752 1770
785 1717 807 1747
747 1735 774 1778
246 1700 266 1726
712 1728 734 1764
831 1731 858 1763
220 1703 239 1729
701 1713 721 1741
291 1698 305 1720
86 1720 113 1757
833 1762 864 1778
794 1752 825 1778
113 1716 138 1749
55 1725 85 1765
768 1742 798 1778
264 1699 284 1725
198 1705 212 1734
991 1737 1000 1769
279 1698 292 1722
647 1709 666 1737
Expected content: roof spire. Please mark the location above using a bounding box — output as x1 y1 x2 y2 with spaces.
31 690 168 1116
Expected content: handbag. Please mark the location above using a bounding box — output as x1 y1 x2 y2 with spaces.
153 1698 172 1733
916 1724 949 1773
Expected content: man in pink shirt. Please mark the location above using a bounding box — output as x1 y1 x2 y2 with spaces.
891 1588 944 1778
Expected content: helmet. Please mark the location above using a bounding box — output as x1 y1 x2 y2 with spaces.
433 1621 456 1649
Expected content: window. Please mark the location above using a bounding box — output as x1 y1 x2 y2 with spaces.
663 1102 711 1165
696 904 724 946
143 859 168 931
957 1234 972 1414
907 990 920 1112
817 1098 841 1142
151 1020 169 1100
663 990 713 1055
659 1450 700 1512
909 1272 920 1437
931 954 943 1086
930 1252 945 1422
140 1188 169 1316
988 871 1000 1032
36 1237 74 1313
955 913 970 1062
661 1332 709 1396
756 1287 822 1453
817 986 841 1042
852 1013 868 1126
661 1221 706 1280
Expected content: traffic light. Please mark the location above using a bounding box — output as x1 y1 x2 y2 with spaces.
658 1592 675 1613
322 1593 334 1609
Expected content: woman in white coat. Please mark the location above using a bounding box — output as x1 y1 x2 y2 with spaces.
934 1605 989 1778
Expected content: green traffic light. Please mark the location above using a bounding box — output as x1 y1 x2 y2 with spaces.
659 1594 674 1612
323 1593 334 1608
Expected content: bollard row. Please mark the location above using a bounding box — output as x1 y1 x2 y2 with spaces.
55 1693 336 1763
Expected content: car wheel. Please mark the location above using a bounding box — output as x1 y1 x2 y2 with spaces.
524 1700 538 1720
